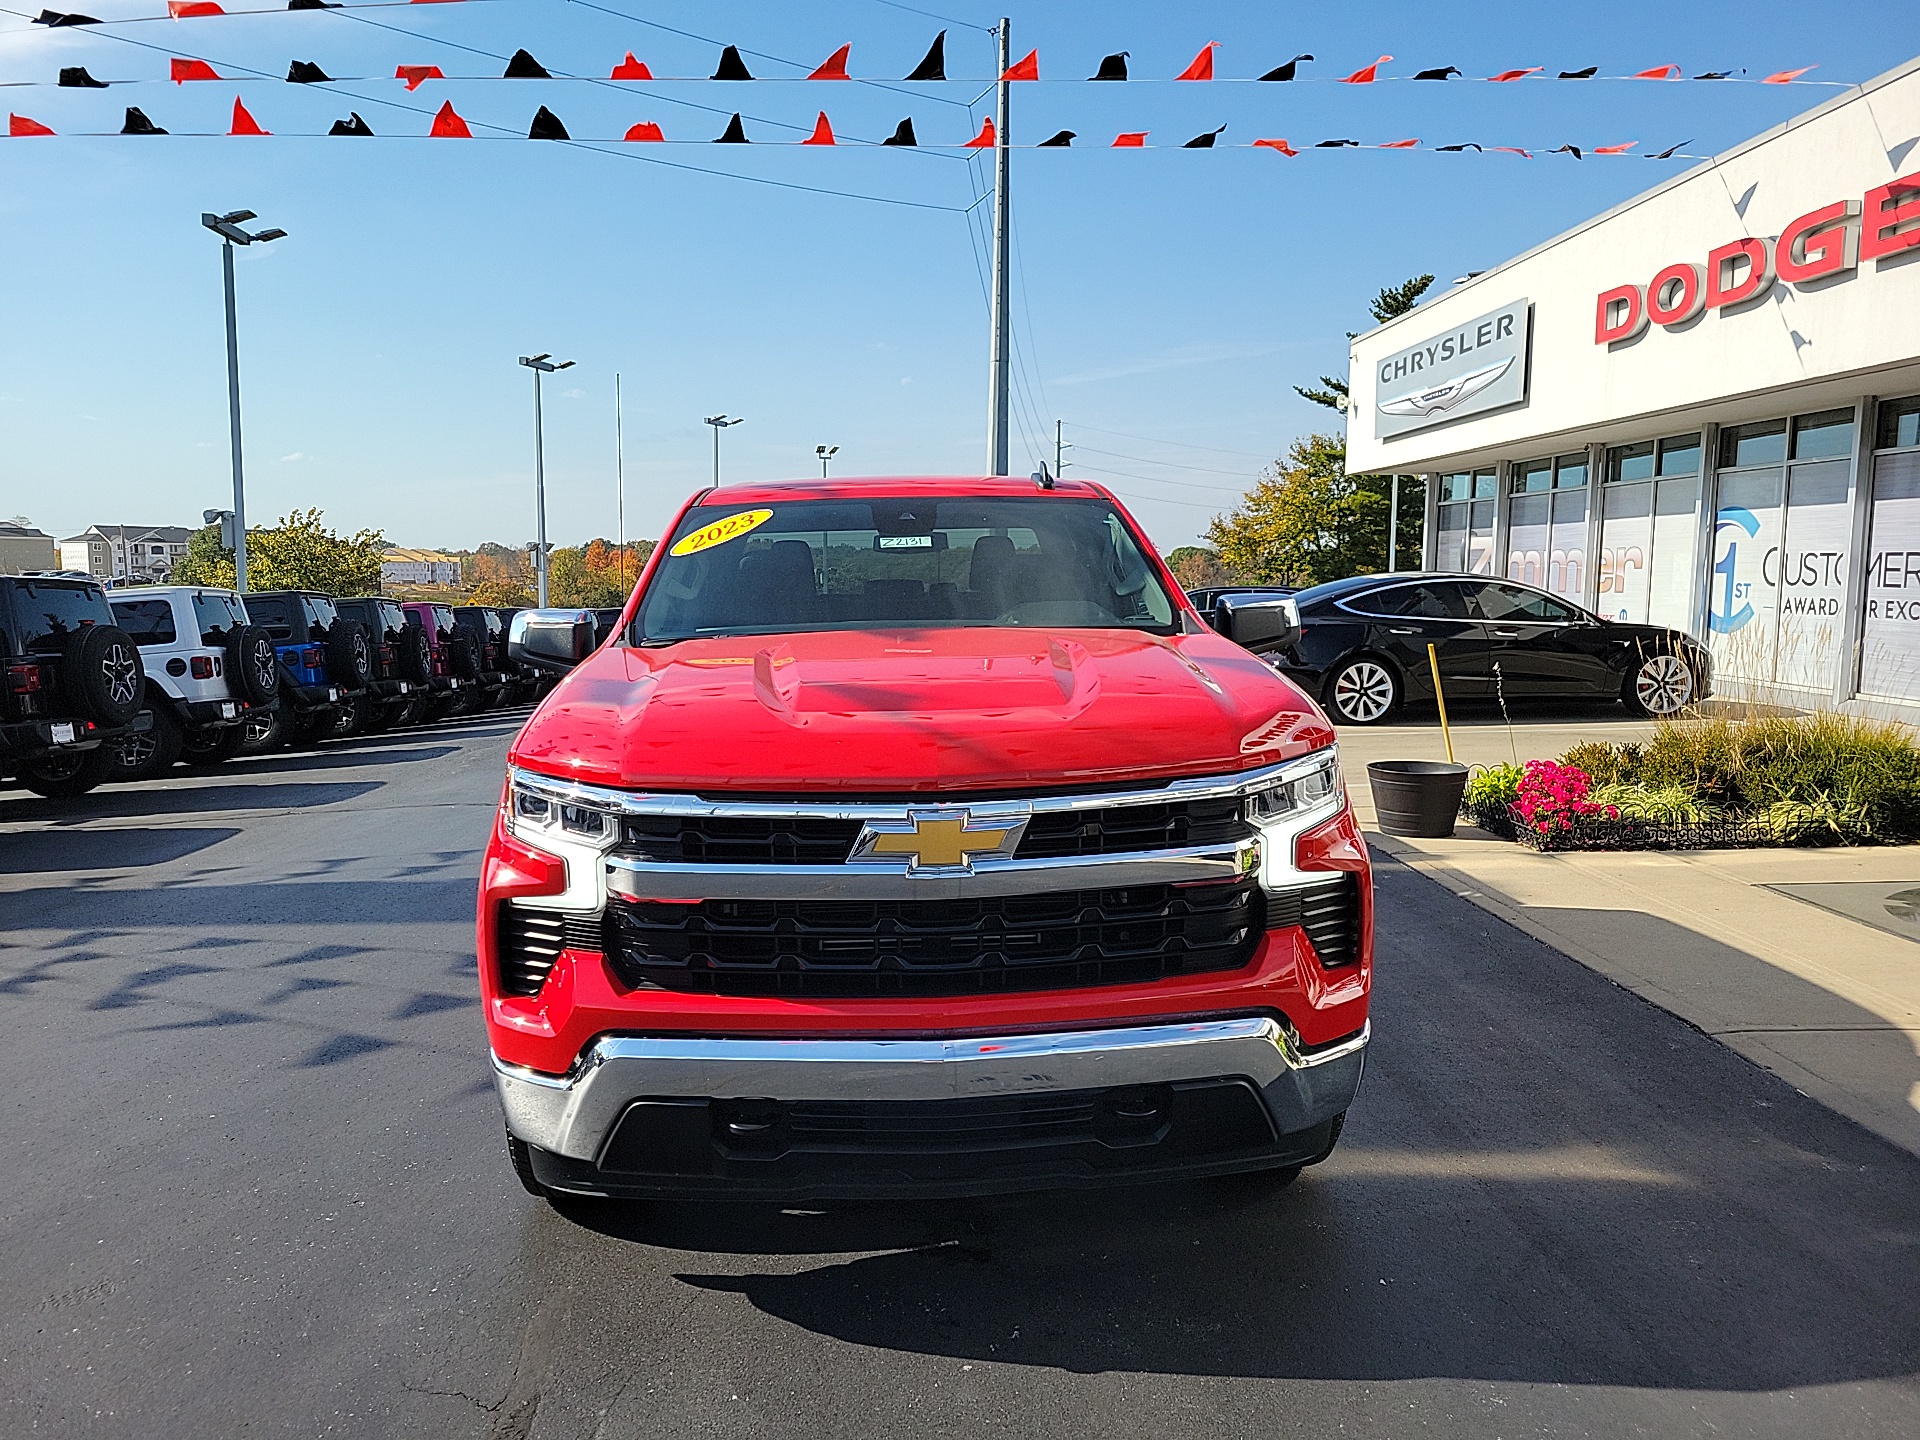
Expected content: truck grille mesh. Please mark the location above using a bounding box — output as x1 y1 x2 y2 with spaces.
495 903 606 997
616 795 1251 867
1269 874 1361 967
603 880 1263 997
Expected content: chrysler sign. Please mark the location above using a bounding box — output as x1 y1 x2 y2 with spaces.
1373 299 1532 439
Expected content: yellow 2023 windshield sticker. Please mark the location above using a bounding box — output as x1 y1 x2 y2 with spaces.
670 508 774 558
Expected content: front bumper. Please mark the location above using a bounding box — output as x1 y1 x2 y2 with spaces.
495 1016 1366 1199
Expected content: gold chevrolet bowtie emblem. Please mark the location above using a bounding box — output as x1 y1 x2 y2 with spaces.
854 810 1028 873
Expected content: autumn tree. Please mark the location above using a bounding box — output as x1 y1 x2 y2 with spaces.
173 508 386 594
1207 435 1394 587
1165 546 1239 590
469 549 535 607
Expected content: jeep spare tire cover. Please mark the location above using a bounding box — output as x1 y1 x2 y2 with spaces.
63 624 145 727
228 624 280 706
327 619 373 688
446 630 481 681
399 622 433 685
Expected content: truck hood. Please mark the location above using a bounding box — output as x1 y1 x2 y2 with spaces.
509 627 1334 794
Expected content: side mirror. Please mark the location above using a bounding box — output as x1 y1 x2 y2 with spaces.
508 609 597 673
1215 593 1300 653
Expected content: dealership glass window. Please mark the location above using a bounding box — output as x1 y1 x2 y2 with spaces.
1791 408 1856 461
1607 441 1655 484
1436 468 1496 573
1514 453 1589 492
1507 482 1588 601
1657 434 1702 476
1877 395 1920 452
1599 434 1701 628
1774 459 1853 692
1709 468 1784 689
1719 419 1789 469
1861 450 1920 700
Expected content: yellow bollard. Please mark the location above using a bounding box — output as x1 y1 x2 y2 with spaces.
1427 643 1455 765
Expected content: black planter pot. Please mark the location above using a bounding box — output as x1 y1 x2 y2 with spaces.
1367 760 1470 838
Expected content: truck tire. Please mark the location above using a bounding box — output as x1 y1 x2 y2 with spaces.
107 707 183 782
326 620 373 691
240 707 290 753
446 631 481 682
16 746 114 798
506 1131 552 1199
227 625 280 706
398 624 433 685
63 624 145 727
180 723 246 767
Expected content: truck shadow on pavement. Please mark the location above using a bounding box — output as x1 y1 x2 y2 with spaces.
0 780 385 823
0 827 238 873
551 859 1920 1392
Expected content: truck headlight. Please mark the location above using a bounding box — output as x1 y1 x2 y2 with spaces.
1244 748 1344 824
507 774 618 846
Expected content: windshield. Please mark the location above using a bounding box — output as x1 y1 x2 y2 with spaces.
638 496 1176 643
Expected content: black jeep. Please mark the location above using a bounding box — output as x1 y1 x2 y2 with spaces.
334 596 433 732
452 606 514 711
0 575 150 797
237 591 373 749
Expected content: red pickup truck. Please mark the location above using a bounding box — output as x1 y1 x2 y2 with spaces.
481 476 1371 1202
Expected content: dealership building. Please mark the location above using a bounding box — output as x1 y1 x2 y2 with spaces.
1345 55 1920 712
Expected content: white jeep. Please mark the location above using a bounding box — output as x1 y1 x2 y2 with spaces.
107 587 280 778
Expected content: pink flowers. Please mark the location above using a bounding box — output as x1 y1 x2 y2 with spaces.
1512 759 1618 834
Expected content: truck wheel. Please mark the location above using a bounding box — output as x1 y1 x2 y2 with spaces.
227 625 281 707
107 708 183 782
327 699 364 739
17 746 113 798
506 1132 552 1199
240 708 290 753
63 624 145 728
180 724 246 767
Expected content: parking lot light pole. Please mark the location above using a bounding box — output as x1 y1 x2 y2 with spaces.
519 353 574 607
816 444 838 478
201 210 286 593
705 415 744 486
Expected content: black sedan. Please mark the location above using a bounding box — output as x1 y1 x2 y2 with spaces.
1258 573 1713 726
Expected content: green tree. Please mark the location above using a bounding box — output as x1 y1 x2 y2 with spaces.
171 509 386 595
1294 273 1436 413
1207 435 1394 586
1165 546 1238 590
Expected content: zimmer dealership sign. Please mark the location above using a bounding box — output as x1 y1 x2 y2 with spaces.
1373 299 1532 439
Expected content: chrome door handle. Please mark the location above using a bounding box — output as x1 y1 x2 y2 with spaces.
1491 628 1522 638
1387 627 1417 635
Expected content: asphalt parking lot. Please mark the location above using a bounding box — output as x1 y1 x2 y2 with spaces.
3 713 1918 1439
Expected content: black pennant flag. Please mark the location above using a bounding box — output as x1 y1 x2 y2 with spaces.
715 113 749 143
287 0 341 9
882 117 917 146
34 10 102 25
905 31 945 81
1183 125 1227 148
713 45 753 80
504 50 551 79
121 107 166 135
1414 66 1461 80
328 112 373 136
58 66 108 88
1259 53 1313 81
1559 67 1598 79
287 60 331 83
1091 52 1128 81
1649 140 1691 159
1038 130 1075 147
528 106 569 140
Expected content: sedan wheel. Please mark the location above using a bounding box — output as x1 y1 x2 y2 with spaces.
1327 658 1400 725
1629 651 1694 717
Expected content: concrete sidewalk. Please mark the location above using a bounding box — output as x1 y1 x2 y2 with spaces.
1333 709 1920 1159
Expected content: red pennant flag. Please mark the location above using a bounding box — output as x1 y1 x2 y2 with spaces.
1634 64 1681 80
802 111 835 145
623 121 664 142
611 53 652 80
170 58 220 83
1593 141 1637 154
9 113 55 136
1254 138 1298 156
1488 67 1542 82
1000 50 1038 82
168 0 224 14
1380 138 1420 148
429 100 471 138
228 96 267 135
1764 65 1815 84
1340 55 1391 84
1493 146 1533 158
809 44 851 80
1111 131 1148 147
396 64 445 91
964 115 996 148
1176 43 1218 81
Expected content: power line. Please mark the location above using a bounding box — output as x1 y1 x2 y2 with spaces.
1066 422 1279 460
1071 444 1261 477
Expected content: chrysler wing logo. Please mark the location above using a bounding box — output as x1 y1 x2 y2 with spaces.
1378 356 1515 419
852 809 1029 874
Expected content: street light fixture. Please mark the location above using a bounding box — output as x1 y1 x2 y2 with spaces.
200 209 286 593
705 415 745 486
519 352 575 607
816 444 839 479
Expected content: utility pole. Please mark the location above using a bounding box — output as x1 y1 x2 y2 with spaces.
615 373 626 588
986 17 1012 476
519 353 574 607
200 210 286 592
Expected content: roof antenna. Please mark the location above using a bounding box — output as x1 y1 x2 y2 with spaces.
1031 461 1054 490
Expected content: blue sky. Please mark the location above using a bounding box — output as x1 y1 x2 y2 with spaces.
0 1 1903 554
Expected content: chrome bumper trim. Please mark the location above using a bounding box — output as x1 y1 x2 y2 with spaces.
605 840 1260 901
494 1018 1368 1162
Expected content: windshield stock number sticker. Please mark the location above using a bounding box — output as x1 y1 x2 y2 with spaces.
670 509 774 557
